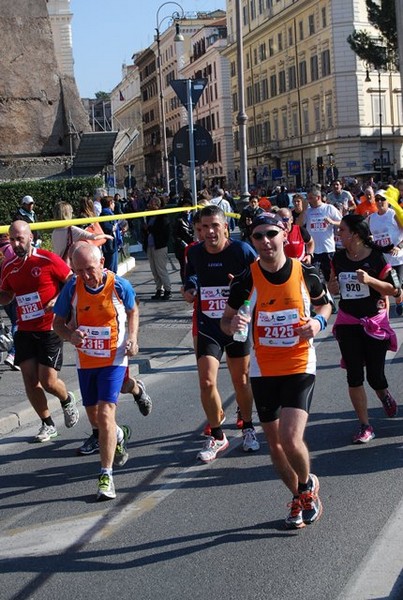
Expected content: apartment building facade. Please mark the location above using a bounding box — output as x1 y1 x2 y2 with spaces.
223 0 403 190
47 0 74 77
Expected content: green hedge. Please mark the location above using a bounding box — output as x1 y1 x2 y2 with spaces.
0 176 104 226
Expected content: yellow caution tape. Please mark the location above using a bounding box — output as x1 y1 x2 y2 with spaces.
0 204 240 235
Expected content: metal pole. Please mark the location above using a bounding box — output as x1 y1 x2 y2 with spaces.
187 79 197 205
235 0 249 202
156 28 170 193
378 71 384 183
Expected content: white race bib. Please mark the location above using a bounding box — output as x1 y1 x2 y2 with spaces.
78 325 112 357
338 272 370 299
16 291 45 321
200 286 230 318
257 308 300 347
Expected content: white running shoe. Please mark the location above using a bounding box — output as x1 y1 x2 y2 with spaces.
242 428 260 452
197 435 229 463
62 392 79 428
97 474 116 501
34 423 58 443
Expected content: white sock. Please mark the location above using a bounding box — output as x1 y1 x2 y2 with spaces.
116 425 124 443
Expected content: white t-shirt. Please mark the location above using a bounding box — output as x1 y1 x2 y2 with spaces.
327 189 353 210
305 203 342 253
368 209 403 267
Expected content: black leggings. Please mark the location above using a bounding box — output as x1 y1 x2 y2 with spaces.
335 324 389 390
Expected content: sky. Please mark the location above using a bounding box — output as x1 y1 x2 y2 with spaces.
70 0 226 98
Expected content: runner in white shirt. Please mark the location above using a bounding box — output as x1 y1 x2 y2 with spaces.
368 189 403 315
305 184 342 282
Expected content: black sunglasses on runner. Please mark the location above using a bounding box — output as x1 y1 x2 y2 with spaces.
251 230 281 240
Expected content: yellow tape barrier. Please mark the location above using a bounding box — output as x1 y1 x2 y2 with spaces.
0 205 240 235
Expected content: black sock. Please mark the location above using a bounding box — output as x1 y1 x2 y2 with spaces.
60 396 71 407
242 420 253 430
92 428 99 439
298 476 312 493
43 416 54 427
210 426 224 440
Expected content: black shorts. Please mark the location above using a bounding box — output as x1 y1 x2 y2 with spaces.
251 373 316 422
196 330 250 361
14 330 64 370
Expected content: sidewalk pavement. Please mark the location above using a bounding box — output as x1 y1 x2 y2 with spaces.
0 251 194 436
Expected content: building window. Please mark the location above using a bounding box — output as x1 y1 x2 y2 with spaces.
254 47 258 65
234 130 239 151
262 78 269 100
269 38 274 57
288 65 296 90
259 42 267 61
322 7 327 28
288 27 293 47
279 70 286 93
256 123 263 145
261 79 269 100
302 103 309 134
299 20 304 41
299 60 307 86
246 53 250 69
371 93 386 127
292 106 298 137
259 0 264 15
263 120 271 143
321 50 331 76
314 100 321 131
308 15 315 35
250 0 256 20
270 74 277 97
273 114 279 139
233 92 238 112
248 125 256 147
243 5 248 26
254 81 261 103
278 32 283 52
396 93 403 125
231 61 236 77
246 85 254 107
282 109 288 138
310 55 319 81
325 95 333 128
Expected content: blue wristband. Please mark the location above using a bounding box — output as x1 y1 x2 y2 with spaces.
313 315 327 331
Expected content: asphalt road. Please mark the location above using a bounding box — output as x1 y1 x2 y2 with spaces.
0 255 402 600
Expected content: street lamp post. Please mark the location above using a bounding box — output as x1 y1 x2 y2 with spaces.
235 0 249 204
155 2 184 194
365 68 384 183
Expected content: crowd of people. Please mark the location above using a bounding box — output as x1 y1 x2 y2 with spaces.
0 176 402 524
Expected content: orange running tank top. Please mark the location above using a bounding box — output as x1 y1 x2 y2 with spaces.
249 259 316 377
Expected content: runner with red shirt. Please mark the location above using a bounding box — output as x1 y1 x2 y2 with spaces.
0 220 79 442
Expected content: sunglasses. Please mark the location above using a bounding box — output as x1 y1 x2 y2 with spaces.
375 197 387 202
251 229 281 241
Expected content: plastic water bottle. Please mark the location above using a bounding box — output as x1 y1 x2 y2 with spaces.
233 300 251 342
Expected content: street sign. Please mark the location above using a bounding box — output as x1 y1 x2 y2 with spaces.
172 125 213 166
288 160 300 175
272 169 283 180
170 78 208 111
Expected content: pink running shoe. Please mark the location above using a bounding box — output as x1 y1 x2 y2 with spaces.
352 424 375 444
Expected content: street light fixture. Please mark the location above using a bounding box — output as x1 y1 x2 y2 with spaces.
155 2 184 193
365 68 384 183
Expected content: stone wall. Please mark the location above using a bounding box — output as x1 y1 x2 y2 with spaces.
0 0 89 159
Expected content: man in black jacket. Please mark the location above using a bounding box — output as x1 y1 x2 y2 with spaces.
143 196 172 300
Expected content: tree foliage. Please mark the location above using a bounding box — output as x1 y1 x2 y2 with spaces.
95 91 110 100
347 0 398 70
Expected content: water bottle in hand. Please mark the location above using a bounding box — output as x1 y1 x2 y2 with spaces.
233 300 251 342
